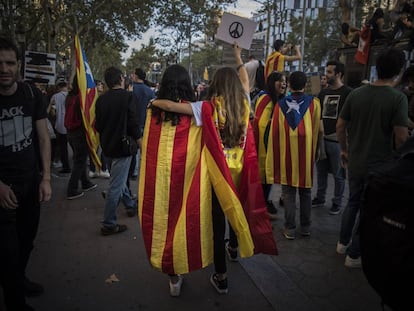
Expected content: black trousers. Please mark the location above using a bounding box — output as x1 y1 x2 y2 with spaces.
56 132 70 170
0 174 40 310
212 191 237 274
67 129 90 194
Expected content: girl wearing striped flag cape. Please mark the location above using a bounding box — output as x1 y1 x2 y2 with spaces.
142 43 277 296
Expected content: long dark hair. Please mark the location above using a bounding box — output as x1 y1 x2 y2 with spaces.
153 64 196 125
207 67 247 148
266 71 286 104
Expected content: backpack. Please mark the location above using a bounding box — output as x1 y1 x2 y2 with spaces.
255 60 265 92
64 94 82 131
360 136 414 311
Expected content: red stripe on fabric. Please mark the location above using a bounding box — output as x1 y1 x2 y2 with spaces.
142 115 162 257
201 102 238 194
297 118 307 187
283 115 292 185
185 156 202 271
162 116 191 272
253 95 271 148
272 107 281 182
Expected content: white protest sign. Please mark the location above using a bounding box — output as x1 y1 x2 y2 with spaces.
24 51 56 84
216 12 257 50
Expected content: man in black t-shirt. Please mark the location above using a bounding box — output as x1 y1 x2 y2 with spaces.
0 37 51 311
312 61 352 215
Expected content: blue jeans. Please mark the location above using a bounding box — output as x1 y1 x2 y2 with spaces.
102 156 136 228
282 185 312 232
315 139 345 206
339 175 366 258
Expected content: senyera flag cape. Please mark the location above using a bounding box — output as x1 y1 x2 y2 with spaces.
74 34 101 170
252 91 273 183
266 94 321 188
139 101 277 275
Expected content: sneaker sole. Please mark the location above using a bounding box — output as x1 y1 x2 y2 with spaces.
101 225 127 236
210 275 228 294
283 232 296 240
83 184 97 192
169 275 183 297
67 192 84 200
329 209 341 215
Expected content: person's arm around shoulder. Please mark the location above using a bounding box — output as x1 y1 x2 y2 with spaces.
151 99 194 115
284 45 302 62
36 118 52 202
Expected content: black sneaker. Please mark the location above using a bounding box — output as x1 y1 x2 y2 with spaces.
101 224 127 236
82 183 97 192
210 273 228 294
67 191 84 200
24 277 44 297
311 198 325 207
329 204 341 215
225 241 238 262
126 207 136 217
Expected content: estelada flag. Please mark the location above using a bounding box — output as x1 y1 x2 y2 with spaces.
252 91 273 183
74 34 101 170
355 25 371 65
139 101 277 275
266 94 321 188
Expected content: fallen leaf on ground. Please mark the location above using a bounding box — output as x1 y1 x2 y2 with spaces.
105 274 120 283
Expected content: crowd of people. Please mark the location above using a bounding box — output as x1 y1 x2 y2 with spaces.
0 22 412 309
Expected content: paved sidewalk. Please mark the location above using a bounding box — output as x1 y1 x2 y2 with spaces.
2 169 385 311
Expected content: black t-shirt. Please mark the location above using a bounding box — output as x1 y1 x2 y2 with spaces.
318 85 353 136
0 82 47 183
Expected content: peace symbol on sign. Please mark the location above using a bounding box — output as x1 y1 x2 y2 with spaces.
229 22 244 39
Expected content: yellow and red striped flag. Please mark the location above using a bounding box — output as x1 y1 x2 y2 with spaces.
252 92 273 183
139 101 277 275
264 51 283 81
74 34 101 170
266 95 321 188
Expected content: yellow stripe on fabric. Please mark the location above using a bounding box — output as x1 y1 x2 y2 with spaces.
199 150 214 267
278 113 287 185
303 111 313 187
204 149 254 258
172 123 201 273
150 122 175 271
256 100 273 183
138 112 152 223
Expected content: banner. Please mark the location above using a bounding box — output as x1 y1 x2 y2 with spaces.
74 34 101 170
355 26 371 65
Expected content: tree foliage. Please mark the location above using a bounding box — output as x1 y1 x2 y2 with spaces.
0 0 155 81
153 0 236 61
125 38 161 75
287 7 342 70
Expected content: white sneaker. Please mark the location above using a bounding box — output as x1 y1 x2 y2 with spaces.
344 255 361 268
169 275 183 297
52 161 62 168
336 241 349 254
88 171 99 178
99 170 110 178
